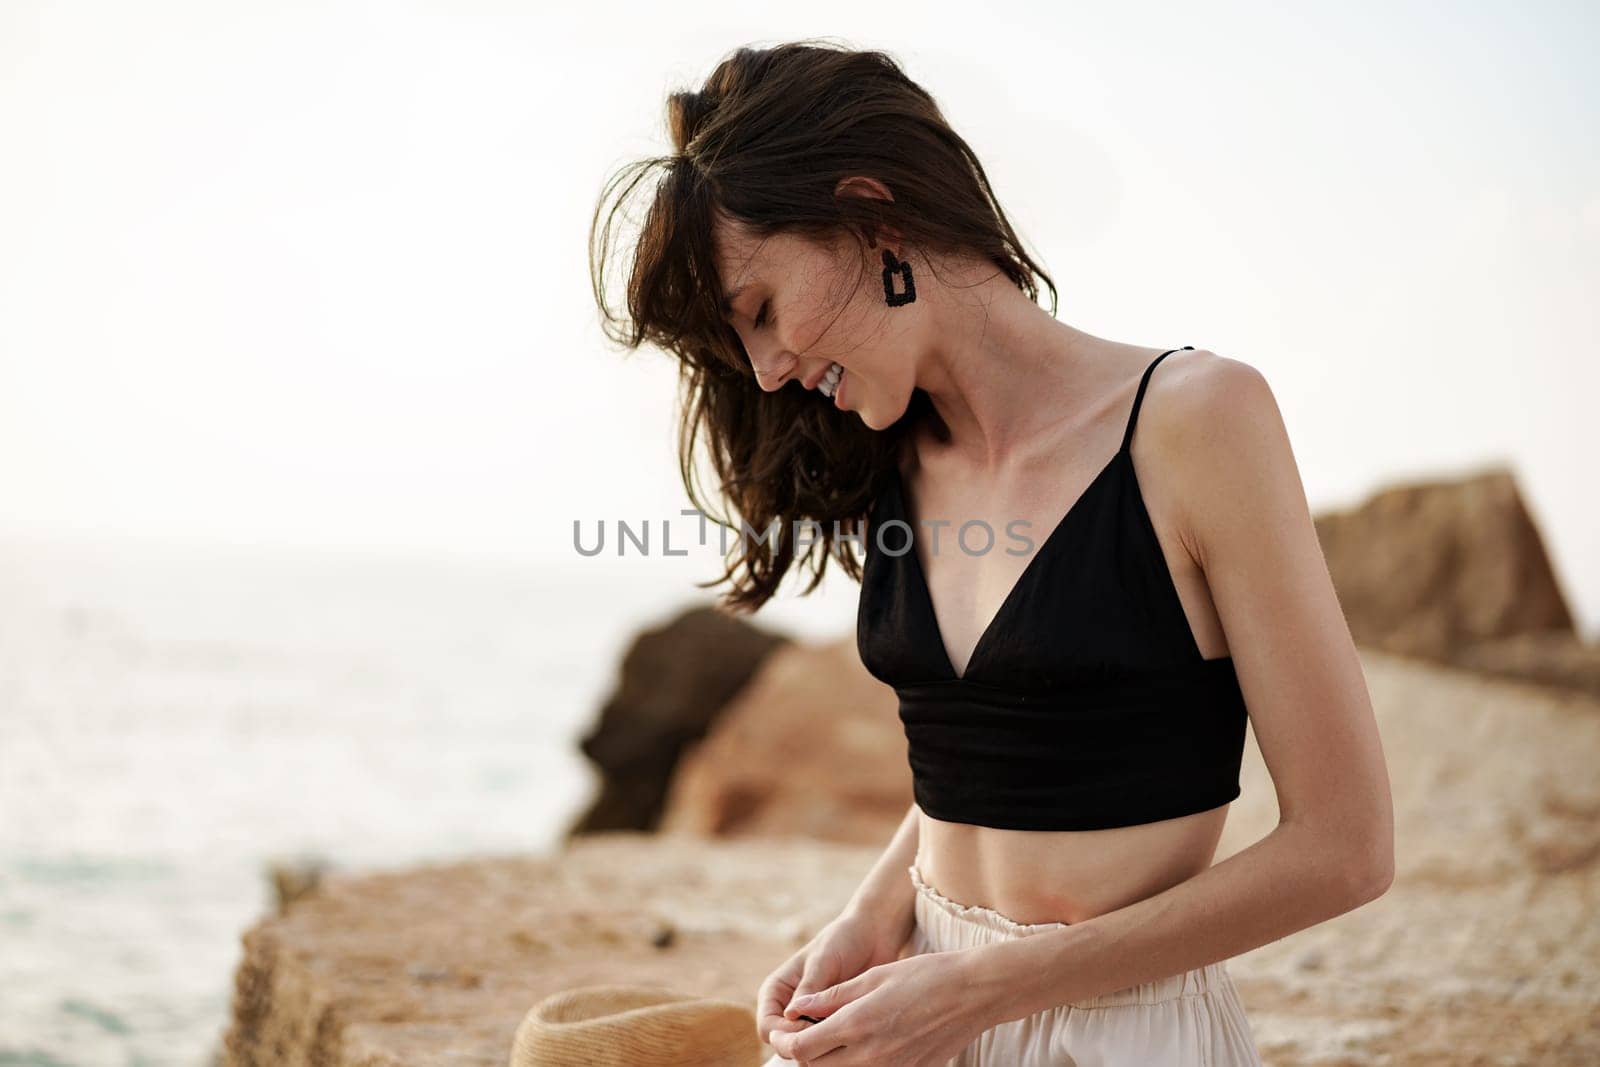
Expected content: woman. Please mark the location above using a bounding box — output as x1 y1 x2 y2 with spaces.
589 39 1393 1067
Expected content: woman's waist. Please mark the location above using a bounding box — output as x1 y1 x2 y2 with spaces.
913 803 1229 926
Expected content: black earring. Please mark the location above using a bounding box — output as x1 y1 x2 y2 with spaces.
881 248 916 306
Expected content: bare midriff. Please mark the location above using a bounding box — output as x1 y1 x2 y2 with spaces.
913 802 1231 925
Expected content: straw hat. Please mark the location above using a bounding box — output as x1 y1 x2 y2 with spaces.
508 984 762 1067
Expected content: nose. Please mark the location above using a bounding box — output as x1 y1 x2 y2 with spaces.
749 347 797 393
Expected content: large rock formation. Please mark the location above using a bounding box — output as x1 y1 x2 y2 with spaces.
567 605 790 835
1312 465 1574 655
658 635 910 844
1313 465 1600 696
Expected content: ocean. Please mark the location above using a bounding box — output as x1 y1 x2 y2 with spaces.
0 532 787 1066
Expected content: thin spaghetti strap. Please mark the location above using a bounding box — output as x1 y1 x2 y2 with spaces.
1120 346 1194 454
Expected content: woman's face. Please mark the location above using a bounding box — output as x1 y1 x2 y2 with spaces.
713 214 921 431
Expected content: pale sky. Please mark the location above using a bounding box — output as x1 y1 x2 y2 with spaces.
1 1 1596 633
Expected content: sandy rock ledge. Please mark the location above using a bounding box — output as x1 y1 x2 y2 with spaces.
224 834 874 1067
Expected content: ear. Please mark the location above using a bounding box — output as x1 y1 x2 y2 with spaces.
834 175 903 256
834 174 894 203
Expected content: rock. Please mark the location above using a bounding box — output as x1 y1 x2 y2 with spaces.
659 636 911 844
1311 466 1600 696
266 855 331 915
1313 466 1575 660
222 834 878 1067
1451 627 1600 700
567 605 790 836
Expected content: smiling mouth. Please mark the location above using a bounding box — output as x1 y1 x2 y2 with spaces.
818 361 843 398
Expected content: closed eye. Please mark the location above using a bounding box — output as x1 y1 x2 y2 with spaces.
754 301 770 329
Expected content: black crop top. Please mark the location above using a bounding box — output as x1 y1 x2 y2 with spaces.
856 347 1249 831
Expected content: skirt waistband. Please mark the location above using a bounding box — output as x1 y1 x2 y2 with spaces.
907 863 1235 1009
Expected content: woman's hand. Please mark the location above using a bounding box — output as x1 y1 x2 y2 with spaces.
766 947 1003 1066
755 906 913 1055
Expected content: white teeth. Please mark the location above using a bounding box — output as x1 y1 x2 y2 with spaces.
819 361 843 398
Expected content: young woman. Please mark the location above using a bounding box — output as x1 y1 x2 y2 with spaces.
589 39 1393 1067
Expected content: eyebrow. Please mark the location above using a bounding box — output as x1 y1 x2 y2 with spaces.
719 282 747 317
721 234 774 316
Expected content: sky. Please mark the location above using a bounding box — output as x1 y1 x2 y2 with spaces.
1 0 1596 634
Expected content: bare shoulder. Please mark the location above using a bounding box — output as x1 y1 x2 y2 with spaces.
1143 347 1275 428
1139 347 1284 462
1136 348 1300 561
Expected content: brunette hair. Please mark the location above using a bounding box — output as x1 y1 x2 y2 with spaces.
588 37 1057 613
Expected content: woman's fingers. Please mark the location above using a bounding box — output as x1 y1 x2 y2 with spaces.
755 949 809 1039
787 951 841 1016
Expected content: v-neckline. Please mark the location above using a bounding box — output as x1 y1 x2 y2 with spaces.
889 449 1127 683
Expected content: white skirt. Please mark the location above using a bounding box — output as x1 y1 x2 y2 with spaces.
764 862 1264 1067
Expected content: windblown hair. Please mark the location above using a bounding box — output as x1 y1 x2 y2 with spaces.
588 37 1057 613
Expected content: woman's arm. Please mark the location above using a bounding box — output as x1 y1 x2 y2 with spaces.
843 801 920 941
961 354 1395 1021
